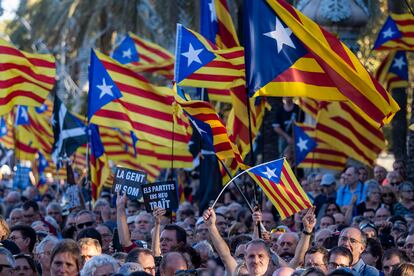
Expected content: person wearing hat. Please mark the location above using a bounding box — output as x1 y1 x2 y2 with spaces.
321 173 337 201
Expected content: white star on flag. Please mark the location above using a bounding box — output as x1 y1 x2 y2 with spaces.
393 56 406 70
264 17 296 53
208 0 217 22
122 48 132 59
20 107 28 121
1 126 6 134
296 137 309 152
382 27 395 38
181 43 204 67
189 117 207 135
97 78 114 99
263 166 278 179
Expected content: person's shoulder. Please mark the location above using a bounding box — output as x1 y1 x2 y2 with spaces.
364 264 380 276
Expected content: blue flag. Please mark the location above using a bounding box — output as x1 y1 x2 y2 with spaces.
89 124 105 159
200 0 219 43
243 0 308 96
35 103 48 114
293 124 317 165
88 50 123 121
38 152 49 175
15 105 29 126
174 24 216 83
112 34 139 64
0 117 7 138
373 16 402 50
390 51 408 80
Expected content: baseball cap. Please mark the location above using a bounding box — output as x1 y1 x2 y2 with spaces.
321 173 336 186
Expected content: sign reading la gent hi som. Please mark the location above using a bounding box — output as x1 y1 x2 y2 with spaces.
112 167 147 199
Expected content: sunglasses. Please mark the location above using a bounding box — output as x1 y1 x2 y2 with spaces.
0 264 11 272
271 227 287 233
382 193 393 197
76 221 94 229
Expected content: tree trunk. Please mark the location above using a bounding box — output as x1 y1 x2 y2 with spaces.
391 88 407 160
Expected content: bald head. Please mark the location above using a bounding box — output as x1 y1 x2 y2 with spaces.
272 267 295 276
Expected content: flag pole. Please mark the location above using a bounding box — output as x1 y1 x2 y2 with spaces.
215 156 254 213
404 0 414 17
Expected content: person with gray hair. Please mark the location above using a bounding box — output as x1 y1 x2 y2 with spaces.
46 202 63 227
35 235 59 276
0 247 15 274
118 262 143 274
80 254 119 276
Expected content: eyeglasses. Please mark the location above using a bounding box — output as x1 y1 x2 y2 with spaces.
392 227 407 233
405 243 414 249
382 193 393 197
9 236 25 242
339 236 361 244
271 227 287 233
143 266 156 273
76 221 94 229
328 262 348 269
175 269 198 276
391 182 401 186
0 264 11 272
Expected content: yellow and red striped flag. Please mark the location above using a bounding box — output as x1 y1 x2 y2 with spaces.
373 13 414 51
88 50 191 150
112 32 174 79
296 122 347 171
0 39 56 115
375 51 409 92
315 101 386 166
245 0 399 128
248 158 312 219
175 24 245 90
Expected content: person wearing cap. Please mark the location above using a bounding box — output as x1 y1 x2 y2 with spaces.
195 218 209 242
321 173 337 201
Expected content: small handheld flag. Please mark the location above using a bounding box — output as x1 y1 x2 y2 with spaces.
293 124 317 165
247 158 312 219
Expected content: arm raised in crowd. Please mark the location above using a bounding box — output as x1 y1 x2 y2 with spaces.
203 207 237 274
344 195 357 226
289 206 316 268
116 192 133 248
151 207 166 257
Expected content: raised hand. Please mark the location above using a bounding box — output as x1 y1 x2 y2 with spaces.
302 206 316 233
116 192 127 210
203 207 216 227
153 207 166 225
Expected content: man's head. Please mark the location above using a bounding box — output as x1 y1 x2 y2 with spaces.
374 165 387 183
195 220 209 242
374 207 391 223
215 213 228 237
22 200 40 225
79 254 118 276
0 248 15 276
245 240 271 276
276 232 299 257
328 246 353 273
92 199 110 224
160 224 187 255
272 267 295 276
78 238 102 264
9 225 36 253
34 235 59 274
46 203 63 226
314 229 333 247
319 215 335 229
321 173 336 196
393 160 406 180
333 213 346 226
8 208 23 227
126 248 156 276
134 212 154 235
382 248 409 276
344 167 358 186
338 227 366 265
262 212 277 231
75 210 96 232
96 224 112 254
159 251 188 276
405 234 414 262
304 246 328 273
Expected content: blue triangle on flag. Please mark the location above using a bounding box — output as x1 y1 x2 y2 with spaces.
200 0 219 44
88 50 123 121
38 152 49 173
112 34 140 64
250 158 284 183
373 16 402 50
186 112 215 152
35 103 48 114
15 105 30 126
89 124 105 159
244 0 308 96
131 131 139 157
389 51 408 80
0 117 7 137
293 124 317 165
174 24 216 83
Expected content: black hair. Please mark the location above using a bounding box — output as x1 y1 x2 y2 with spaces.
163 224 187 244
22 200 39 212
328 246 353 266
126 248 153 263
14 253 38 274
365 238 383 269
305 246 328 265
10 225 36 252
76 228 102 248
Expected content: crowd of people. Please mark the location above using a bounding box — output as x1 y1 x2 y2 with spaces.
0 159 412 276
